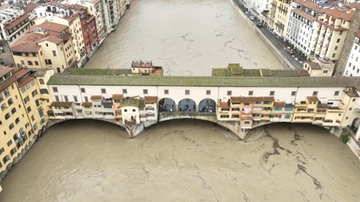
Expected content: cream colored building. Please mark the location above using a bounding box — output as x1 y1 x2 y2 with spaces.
68 0 107 44
35 2 86 65
286 0 355 61
10 22 76 73
303 56 334 76
0 66 53 181
269 0 292 38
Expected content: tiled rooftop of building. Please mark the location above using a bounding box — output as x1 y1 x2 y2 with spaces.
213 65 308 77
47 71 360 92
0 66 13 77
17 75 35 88
4 14 29 30
24 2 38 14
293 0 355 21
51 101 73 107
144 96 158 103
11 22 68 52
0 68 29 92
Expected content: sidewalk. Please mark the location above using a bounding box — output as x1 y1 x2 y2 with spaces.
233 0 303 69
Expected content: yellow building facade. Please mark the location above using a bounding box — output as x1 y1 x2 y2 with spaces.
10 22 76 73
0 66 53 180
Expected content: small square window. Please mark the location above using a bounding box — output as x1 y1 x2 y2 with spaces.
132 109 136 112
101 88 106 94
227 91 232 96
81 88 85 93
248 91 253 96
123 89 127 94
84 96 89 102
64 96 68 102
164 89 169 95
143 89 148 95
313 91 318 96
124 109 127 112
291 91 296 96
53 87 58 93
206 90 211 95
334 91 339 96
185 90 190 95
270 91 275 96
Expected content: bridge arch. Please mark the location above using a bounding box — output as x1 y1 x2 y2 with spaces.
178 98 196 112
198 98 216 113
158 98 176 112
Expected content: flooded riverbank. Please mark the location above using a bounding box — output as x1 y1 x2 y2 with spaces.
84 0 284 76
0 120 359 202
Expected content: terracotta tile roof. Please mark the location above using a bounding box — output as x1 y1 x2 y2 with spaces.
0 66 13 78
273 102 285 107
11 21 69 52
241 116 253 120
18 75 35 88
316 19 348 31
219 101 229 108
307 96 320 102
32 22 67 33
90 95 103 99
39 35 63 44
112 94 124 99
51 101 73 107
144 96 158 103
230 97 242 103
11 32 42 52
293 0 355 21
4 14 30 30
231 96 275 103
0 69 29 92
81 102 92 107
292 8 317 21
24 2 38 14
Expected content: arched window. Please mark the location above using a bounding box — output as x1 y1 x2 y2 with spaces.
3 155 10 164
11 107 16 114
15 118 20 124
19 127 25 136
39 79 45 84
9 123 14 130
13 133 20 142
7 98 13 106
1 103 7 111
5 113 10 120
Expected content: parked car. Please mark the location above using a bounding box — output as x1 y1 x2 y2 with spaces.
250 16 255 21
256 22 263 28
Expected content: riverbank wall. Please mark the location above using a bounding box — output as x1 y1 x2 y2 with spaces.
230 0 295 70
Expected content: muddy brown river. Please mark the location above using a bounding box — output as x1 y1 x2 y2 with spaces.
84 0 284 76
1 0 360 201
1 120 360 201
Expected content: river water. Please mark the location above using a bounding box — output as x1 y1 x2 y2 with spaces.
84 0 284 76
1 0 360 201
1 120 360 202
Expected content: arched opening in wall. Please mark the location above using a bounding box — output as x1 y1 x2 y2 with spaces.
198 98 216 113
351 118 360 133
158 98 176 112
2 155 10 165
178 98 196 112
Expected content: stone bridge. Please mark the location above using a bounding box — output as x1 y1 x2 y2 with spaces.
46 112 302 140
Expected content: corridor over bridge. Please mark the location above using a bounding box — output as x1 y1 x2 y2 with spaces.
46 67 360 139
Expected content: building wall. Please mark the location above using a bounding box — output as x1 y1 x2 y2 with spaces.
334 8 360 76
344 37 360 77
